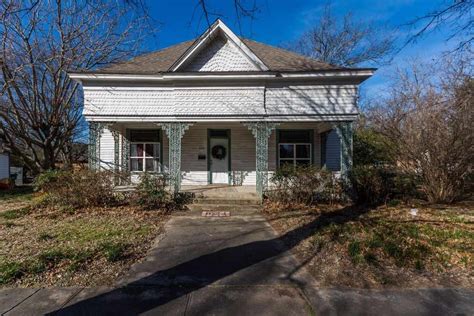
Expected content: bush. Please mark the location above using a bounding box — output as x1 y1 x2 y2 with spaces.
268 165 342 205
133 173 171 210
34 169 117 209
132 173 193 211
353 127 394 166
350 165 419 206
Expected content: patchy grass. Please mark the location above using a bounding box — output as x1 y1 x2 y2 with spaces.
0 187 35 214
263 201 474 288
0 204 169 287
0 186 34 202
0 207 30 220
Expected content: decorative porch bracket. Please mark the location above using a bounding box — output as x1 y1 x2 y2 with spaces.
244 122 280 197
156 122 193 193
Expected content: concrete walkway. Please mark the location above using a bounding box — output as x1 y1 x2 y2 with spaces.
2 210 473 315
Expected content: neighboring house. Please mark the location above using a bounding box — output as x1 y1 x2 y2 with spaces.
68 20 374 196
0 139 10 183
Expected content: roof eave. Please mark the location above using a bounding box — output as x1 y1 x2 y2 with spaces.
68 69 375 83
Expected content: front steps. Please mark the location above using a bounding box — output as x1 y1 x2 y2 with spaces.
179 185 262 215
186 203 261 213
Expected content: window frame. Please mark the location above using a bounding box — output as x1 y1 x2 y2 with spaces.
128 129 162 173
278 143 312 167
130 142 161 173
276 129 314 168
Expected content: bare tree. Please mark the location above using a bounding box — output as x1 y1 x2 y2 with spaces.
290 4 394 67
370 56 473 203
405 0 473 52
194 0 261 33
0 0 150 173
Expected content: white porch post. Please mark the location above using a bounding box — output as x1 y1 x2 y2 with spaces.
157 122 193 193
244 122 279 197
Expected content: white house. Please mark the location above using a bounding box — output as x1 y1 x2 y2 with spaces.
68 20 374 196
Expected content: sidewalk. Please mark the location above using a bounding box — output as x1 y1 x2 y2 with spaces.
2 211 473 315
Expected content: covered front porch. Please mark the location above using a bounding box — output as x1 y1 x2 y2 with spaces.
88 121 353 197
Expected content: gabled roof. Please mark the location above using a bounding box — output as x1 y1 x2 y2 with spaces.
87 19 343 75
170 19 268 71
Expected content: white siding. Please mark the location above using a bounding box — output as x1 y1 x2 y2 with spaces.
174 87 265 116
99 128 115 169
83 89 173 116
179 123 258 185
82 85 357 118
265 85 358 116
172 122 325 185
107 122 339 185
183 37 258 72
0 154 9 179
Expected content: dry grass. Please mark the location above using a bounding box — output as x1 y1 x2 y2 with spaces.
0 186 34 213
263 201 474 288
0 199 169 287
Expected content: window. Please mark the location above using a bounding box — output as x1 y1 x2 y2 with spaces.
129 130 160 172
278 130 312 167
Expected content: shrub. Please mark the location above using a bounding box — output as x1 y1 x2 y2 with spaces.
268 165 342 205
353 126 394 166
34 169 117 209
133 173 171 210
131 172 193 210
350 165 420 206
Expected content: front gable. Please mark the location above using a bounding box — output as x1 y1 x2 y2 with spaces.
170 19 268 72
182 36 258 72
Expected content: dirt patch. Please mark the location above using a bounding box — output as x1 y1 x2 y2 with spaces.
263 201 474 289
0 204 169 287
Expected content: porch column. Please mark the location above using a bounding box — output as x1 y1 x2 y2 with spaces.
110 129 120 184
88 122 97 170
157 122 193 193
334 121 354 181
244 122 279 197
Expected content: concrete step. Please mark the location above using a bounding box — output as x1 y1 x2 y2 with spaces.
187 203 261 212
193 198 260 205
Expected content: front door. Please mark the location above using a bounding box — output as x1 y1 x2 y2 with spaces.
208 130 230 184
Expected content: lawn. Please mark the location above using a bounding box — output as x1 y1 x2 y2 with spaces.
0 186 34 212
264 201 474 288
0 198 169 287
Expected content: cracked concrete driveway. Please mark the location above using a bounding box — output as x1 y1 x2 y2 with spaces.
2 210 473 315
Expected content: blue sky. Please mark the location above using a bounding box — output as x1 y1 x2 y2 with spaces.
142 0 462 98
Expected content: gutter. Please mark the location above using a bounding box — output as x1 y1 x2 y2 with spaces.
68 69 375 83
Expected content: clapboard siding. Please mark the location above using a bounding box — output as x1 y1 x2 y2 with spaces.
179 123 258 185
99 128 115 169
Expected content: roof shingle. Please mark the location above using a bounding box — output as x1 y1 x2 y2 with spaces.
93 37 339 74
